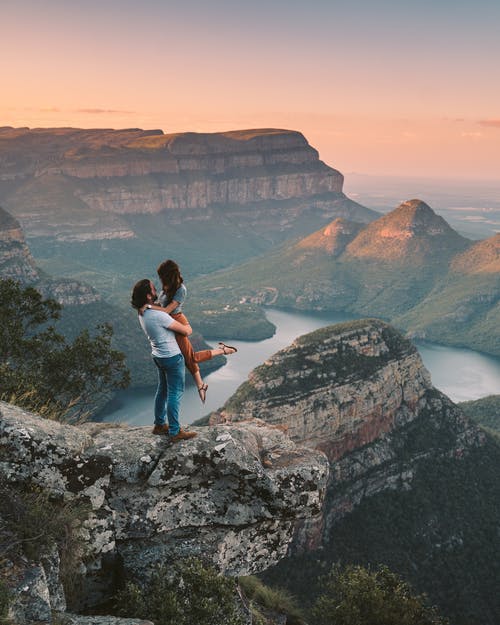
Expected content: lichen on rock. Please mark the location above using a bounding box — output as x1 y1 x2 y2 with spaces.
0 401 328 620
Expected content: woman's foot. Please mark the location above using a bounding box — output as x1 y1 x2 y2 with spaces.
218 342 238 355
198 383 208 404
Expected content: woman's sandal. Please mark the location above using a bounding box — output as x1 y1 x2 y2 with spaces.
198 383 208 404
218 342 238 355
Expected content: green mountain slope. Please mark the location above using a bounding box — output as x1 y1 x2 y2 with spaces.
262 436 500 625
459 394 500 434
188 200 500 355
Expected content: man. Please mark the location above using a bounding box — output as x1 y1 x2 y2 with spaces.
131 278 197 442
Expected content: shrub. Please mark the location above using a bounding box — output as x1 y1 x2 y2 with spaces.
0 278 130 422
115 557 245 625
311 564 448 625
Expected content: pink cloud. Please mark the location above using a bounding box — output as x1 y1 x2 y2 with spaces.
478 119 500 128
76 108 136 115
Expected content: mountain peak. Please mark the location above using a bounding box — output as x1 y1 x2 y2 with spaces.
345 199 470 264
295 217 364 256
390 199 450 234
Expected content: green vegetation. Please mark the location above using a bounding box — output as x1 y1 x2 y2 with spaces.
0 279 130 421
0 580 11 624
181 214 500 355
114 557 245 625
0 480 88 609
458 394 500 433
312 564 448 625
261 433 500 625
239 575 305 625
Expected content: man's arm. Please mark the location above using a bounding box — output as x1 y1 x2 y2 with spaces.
168 319 192 336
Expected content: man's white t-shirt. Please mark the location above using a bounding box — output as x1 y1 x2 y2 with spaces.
138 309 181 358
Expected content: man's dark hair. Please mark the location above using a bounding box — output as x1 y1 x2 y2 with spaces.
131 279 152 310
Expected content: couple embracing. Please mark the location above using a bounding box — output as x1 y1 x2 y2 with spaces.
131 260 237 442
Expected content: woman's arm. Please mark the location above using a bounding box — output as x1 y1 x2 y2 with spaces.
162 299 179 314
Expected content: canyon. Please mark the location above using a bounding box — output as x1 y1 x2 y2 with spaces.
1 319 498 624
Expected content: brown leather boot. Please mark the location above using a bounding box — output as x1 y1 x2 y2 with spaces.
170 428 197 443
152 424 169 435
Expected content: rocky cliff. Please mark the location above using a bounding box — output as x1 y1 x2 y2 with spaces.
0 402 328 623
0 206 100 306
212 319 485 545
0 127 376 243
0 206 39 281
232 320 498 624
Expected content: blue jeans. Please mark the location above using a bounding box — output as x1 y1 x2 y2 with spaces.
153 353 185 435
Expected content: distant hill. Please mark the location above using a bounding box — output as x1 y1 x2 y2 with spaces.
451 233 500 274
459 394 500 434
295 217 364 257
344 199 469 264
187 199 500 356
396 231 500 354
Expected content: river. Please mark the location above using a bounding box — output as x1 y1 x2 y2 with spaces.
100 308 500 426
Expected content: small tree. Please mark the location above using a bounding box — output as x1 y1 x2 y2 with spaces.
311 564 449 625
0 279 130 421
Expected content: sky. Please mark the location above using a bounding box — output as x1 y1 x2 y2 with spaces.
2 0 500 179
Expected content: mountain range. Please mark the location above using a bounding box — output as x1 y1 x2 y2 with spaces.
0 126 377 302
188 199 500 355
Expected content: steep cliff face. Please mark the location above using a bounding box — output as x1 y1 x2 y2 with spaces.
239 321 498 624
0 206 100 306
0 401 328 621
212 319 485 544
214 319 435 456
0 127 376 243
0 206 39 281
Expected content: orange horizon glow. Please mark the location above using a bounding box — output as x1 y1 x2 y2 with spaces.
2 0 500 180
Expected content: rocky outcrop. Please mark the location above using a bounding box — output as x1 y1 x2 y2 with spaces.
214 319 434 456
0 401 328 621
212 319 485 546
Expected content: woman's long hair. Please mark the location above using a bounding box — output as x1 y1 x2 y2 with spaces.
157 259 183 302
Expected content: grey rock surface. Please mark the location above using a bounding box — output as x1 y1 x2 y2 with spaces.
0 401 328 619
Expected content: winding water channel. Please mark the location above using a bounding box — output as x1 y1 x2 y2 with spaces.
100 308 500 427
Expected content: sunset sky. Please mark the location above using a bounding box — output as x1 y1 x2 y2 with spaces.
3 0 500 179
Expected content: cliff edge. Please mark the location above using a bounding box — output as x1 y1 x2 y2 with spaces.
0 403 328 622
